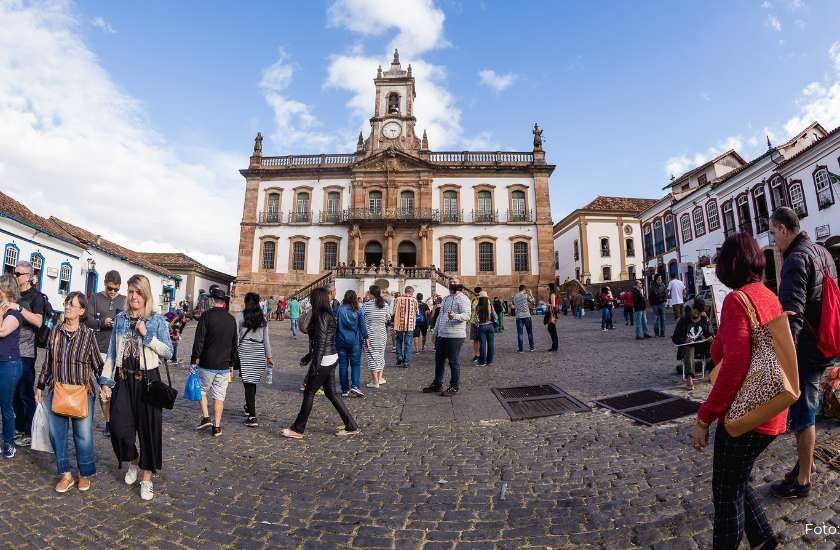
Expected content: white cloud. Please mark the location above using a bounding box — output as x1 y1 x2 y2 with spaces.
830 41 840 72
663 136 743 179
259 49 332 152
783 42 840 135
91 16 115 33
789 0 803 9
461 131 497 150
761 1 772 8
324 0 465 148
478 69 517 92
0 1 241 274
765 14 782 31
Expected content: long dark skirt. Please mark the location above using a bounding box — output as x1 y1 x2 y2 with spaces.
109 368 163 473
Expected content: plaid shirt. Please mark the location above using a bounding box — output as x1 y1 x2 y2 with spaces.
393 295 419 332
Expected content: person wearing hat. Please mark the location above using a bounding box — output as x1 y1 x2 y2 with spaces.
190 286 238 437
474 291 497 367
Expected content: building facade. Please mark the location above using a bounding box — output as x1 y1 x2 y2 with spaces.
234 51 556 305
139 252 235 308
553 196 657 285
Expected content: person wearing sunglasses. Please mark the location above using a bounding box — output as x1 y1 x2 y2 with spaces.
84 270 126 438
12 261 45 449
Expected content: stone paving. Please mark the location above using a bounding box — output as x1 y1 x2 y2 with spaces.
1 310 838 549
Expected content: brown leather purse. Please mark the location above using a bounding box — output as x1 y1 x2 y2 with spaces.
51 382 89 419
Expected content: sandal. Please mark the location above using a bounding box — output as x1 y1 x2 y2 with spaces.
281 428 304 439
336 429 360 437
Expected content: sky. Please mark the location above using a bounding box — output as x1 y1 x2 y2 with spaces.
2 0 840 274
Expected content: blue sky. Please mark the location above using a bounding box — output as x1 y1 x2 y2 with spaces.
2 0 840 272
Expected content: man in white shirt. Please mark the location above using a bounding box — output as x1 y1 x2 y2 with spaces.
667 273 686 320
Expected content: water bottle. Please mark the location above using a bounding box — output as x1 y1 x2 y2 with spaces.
266 367 273 384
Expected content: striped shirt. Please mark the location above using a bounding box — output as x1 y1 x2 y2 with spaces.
37 323 104 391
393 295 418 332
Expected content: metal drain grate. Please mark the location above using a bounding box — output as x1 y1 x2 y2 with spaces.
492 384 590 421
594 389 700 426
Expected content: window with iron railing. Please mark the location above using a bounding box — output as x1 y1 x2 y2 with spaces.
513 242 529 272
477 190 493 221
752 187 770 234
369 191 382 215
511 191 526 219
442 191 458 222
443 242 458 272
814 169 835 209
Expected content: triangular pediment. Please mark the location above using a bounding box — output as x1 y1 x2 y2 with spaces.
352 148 433 172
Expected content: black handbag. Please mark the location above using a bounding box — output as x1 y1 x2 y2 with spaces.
140 337 178 409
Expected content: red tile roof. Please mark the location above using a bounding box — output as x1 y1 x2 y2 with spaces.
0 192 83 248
49 217 171 277
581 196 660 213
139 252 234 282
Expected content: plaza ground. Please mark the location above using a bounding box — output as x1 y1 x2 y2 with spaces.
1 310 838 549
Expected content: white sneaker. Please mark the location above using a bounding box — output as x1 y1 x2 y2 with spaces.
365 382 379 389
140 480 154 501
379 378 387 385
124 463 139 485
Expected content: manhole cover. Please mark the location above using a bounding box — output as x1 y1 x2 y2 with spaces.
492 384 589 421
593 389 700 426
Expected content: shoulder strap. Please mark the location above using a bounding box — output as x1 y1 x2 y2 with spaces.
733 290 760 329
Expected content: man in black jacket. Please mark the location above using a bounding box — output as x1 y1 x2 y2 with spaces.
649 274 667 337
631 279 651 340
769 207 839 498
191 287 238 437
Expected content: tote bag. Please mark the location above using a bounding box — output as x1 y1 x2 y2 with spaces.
721 291 800 437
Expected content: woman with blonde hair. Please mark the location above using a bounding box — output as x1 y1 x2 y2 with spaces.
0 274 23 459
100 274 172 501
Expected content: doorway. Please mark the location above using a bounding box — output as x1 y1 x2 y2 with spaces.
397 241 417 267
365 241 383 266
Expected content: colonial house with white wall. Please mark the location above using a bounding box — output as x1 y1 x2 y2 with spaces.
139 252 235 307
1 192 86 307
553 196 657 285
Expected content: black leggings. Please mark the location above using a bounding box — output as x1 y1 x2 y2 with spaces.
243 383 257 417
291 362 356 434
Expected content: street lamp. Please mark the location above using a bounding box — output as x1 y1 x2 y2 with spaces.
86 258 96 271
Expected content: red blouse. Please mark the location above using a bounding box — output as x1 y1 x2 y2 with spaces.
697 281 788 436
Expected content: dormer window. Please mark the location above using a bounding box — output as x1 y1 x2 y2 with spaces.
388 93 400 114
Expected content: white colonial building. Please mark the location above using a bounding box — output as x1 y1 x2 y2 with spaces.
553 196 657 285
234 51 556 306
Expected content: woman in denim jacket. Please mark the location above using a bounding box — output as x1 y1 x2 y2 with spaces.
100 275 172 501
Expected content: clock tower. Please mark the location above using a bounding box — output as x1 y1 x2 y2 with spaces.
368 50 420 152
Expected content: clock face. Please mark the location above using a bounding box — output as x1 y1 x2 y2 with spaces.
381 120 402 139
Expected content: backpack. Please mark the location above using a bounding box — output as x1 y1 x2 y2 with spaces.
35 293 61 348
817 260 840 359
416 304 427 324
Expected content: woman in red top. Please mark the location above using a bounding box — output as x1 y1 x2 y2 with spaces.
693 233 784 550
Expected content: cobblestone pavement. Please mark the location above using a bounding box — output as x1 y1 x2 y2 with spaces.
1 310 838 549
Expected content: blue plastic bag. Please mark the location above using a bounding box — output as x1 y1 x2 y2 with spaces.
184 369 201 401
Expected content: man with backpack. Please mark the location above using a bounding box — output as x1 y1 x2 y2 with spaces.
12 261 45 447
769 207 839 499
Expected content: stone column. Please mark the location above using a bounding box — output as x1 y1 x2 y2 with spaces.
385 225 395 264
419 225 428 266
579 219 591 281
616 219 628 280
351 225 361 266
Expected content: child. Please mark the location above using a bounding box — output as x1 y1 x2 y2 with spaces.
671 297 712 390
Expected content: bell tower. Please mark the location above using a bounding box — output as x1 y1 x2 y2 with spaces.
369 50 419 152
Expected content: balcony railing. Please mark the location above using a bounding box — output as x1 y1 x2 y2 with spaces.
441 209 462 223
343 208 440 223
260 154 356 168
507 209 534 223
258 211 283 224
288 210 312 224
319 211 342 224
472 209 497 223
429 151 535 164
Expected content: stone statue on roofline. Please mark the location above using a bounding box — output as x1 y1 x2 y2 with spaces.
532 123 543 151
253 132 263 155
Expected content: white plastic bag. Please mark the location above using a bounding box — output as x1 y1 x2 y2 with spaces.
31 402 53 453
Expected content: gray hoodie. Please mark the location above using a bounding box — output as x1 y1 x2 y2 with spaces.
84 291 127 352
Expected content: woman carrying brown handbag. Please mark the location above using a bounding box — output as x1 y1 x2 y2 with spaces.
35 292 104 493
693 233 786 550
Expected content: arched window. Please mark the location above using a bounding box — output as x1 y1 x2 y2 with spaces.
388 93 400 114
267 192 280 216
368 191 382 215
789 181 807 217
692 206 706 237
722 200 736 235
59 262 72 294
814 167 835 209
600 238 610 257
443 242 459 273
752 185 770 233
653 219 665 255
736 194 752 235
513 242 529 272
323 242 338 270
292 242 306 271
3 243 19 275
327 192 340 214
663 215 676 250
399 190 414 214
706 200 720 231
625 238 635 257
769 176 788 209
478 241 495 272
680 214 693 242
294 192 310 223
442 190 458 222
643 225 654 258
261 241 276 270
30 252 44 290
477 190 493 222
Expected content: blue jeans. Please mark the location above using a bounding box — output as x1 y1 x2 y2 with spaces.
600 307 612 330
624 307 633 325
336 344 361 393
516 317 534 351
634 310 650 338
0 359 23 446
290 318 299 336
789 365 828 432
395 331 414 365
15 356 36 436
44 390 96 477
433 337 464 388
652 304 666 336
478 324 495 364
